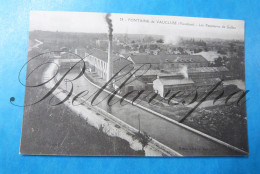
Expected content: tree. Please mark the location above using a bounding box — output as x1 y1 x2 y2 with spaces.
217 48 227 55
139 45 145 53
156 39 164 43
194 48 202 53
133 131 152 151
214 57 224 66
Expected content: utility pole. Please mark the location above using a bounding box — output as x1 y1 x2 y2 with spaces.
65 79 67 92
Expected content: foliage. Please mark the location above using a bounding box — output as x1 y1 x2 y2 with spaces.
156 39 164 43
133 131 152 150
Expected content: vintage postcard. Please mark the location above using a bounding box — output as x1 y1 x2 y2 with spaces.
18 11 248 156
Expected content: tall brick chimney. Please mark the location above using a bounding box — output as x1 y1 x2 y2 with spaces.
107 33 113 83
105 13 113 85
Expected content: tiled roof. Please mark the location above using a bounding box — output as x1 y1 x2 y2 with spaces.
193 78 222 86
113 75 145 87
113 58 133 74
155 78 194 86
134 69 162 76
188 66 229 73
87 48 120 62
87 48 133 73
129 54 208 64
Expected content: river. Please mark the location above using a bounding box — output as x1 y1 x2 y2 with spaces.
58 70 245 156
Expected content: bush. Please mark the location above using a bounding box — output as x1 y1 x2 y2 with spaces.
133 131 152 150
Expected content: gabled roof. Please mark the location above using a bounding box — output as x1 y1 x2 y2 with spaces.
134 69 162 76
86 48 133 73
193 78 222 86
113 58 133 74
188 66 229 73
113 75 145 87
129 54 208 64
155 78 194 86
87 48 121 62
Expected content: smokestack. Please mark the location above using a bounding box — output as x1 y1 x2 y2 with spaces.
105 13 113 85
180 65 188 79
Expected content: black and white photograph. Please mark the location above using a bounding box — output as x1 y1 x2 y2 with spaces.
19 11 248 156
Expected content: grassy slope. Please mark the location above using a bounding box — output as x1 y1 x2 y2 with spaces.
20 51 144 156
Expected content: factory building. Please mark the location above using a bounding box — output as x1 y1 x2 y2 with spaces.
113 75 146 94
85 48 133 80
127 54 209 70
153 74 195 97
133 66 228 85
188 66 229 80
74 48 88 58
153 73 223 97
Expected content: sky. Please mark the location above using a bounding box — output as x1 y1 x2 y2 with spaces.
30 11 244 41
